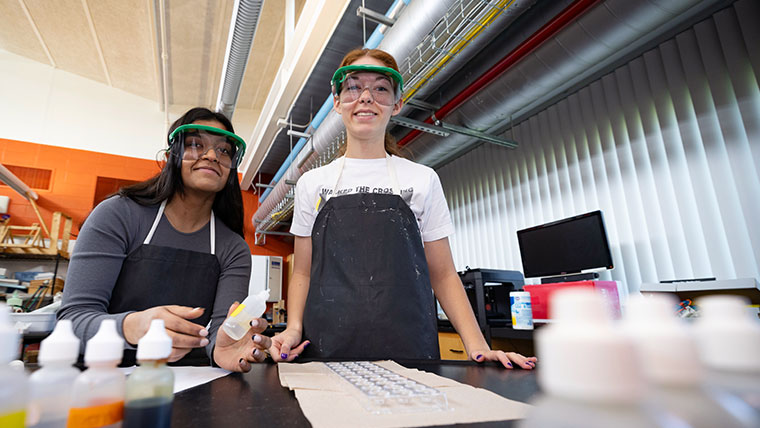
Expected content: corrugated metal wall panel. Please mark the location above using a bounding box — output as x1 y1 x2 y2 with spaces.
437 1 760 292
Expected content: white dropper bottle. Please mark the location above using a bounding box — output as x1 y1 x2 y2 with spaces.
0 303 27 427
693 295 760 421
623 294 754 428
26 319 81 428
519 288 665 428
124 319 174 428
68 319 126 427
223 289 270 340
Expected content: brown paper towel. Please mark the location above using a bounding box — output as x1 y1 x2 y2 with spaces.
279 361 531 428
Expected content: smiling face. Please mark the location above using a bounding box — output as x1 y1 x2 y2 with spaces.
333 56 403 143
180 119 232 195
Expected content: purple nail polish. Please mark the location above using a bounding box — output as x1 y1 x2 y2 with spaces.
507 362 513 367
304 341 311 347
476 354 483 360
293 354 299 359
281 353 288 359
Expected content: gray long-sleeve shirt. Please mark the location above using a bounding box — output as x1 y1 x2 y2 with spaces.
58 196 250 363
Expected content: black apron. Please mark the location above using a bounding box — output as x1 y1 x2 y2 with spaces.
302 155 440 360
109 200 220 366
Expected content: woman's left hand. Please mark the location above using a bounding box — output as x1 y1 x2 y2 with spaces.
470 349 537 370
213 302 272 372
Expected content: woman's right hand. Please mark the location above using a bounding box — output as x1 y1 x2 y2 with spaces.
123 305 209 362
269 327 309 362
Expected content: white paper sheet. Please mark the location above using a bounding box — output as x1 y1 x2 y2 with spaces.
120 366 231 393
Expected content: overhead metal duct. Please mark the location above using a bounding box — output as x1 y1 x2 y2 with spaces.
215 0 264 119
403 0 726 167
398 0 538 111
252 0 460 228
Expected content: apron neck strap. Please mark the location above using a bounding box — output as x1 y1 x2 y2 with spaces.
318 153 401 212
144 200 216 255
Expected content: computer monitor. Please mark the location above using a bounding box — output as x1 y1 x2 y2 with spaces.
516 210 613 280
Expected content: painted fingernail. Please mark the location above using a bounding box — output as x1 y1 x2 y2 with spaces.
252 335 262 343
293 354 299 359
281 353 288 359
250 319 259 327
199 329 208 337
476 354 483 360
507 362 513 367
305 341 311 348
239 358 243 364
253 349 262 358
200 338 209 347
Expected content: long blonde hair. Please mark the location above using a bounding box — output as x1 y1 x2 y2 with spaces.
338 48 405 157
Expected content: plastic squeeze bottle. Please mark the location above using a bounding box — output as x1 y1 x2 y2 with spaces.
0 303 27 428
68 319 126 428
693 295 760 422
27 319 81 428
124 319 174 428
222 289 270 340
623 294 753 428
519 289 666 428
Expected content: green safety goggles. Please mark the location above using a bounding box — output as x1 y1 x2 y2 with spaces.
331 65 404 106
168 124 247 168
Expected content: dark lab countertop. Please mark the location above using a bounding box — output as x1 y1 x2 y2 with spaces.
171 360 540 428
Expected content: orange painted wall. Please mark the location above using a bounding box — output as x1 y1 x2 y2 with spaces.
0 138 294 263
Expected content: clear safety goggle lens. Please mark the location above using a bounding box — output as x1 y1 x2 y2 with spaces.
337 72 399 106
180 130 239 168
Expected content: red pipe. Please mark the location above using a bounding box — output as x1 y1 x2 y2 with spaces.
398 0 601 147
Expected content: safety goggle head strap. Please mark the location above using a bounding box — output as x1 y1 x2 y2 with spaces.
331 65 404 102
168 124 247 167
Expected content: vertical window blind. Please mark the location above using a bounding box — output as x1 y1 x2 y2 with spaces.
437 0 759 292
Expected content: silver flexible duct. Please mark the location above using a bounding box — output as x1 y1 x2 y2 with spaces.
215 0 264 119
397 0 538 117
406 0 719 167
253 0 459 225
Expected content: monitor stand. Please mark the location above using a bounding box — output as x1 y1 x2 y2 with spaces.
541 272 599 284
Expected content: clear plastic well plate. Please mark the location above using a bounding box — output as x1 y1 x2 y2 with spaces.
326 361 449 415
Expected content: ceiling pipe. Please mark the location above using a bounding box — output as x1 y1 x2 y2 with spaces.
395 0 538 120
253 0 458 225
158 0 170 130
397 0 599 148
402 0 722 167
215 0 264 120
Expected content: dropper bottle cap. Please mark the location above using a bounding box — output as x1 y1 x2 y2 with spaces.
694 295 760 373
39 319 80 365
0 303 20 363
537 288 643 403
84 319 124 364
136 319 172 361
623 294 702 385
241 289 270 317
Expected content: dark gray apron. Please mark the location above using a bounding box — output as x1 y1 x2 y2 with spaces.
109 200 220 366
302 155 440 360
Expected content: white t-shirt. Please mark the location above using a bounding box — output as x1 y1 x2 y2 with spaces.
290 155 454 242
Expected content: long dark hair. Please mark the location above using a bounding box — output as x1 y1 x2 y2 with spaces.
118 107 245 237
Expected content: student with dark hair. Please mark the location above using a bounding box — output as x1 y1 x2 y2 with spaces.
59 107 271 371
